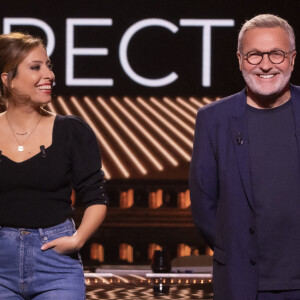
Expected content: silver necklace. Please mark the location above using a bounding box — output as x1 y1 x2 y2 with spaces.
6 113 43 152
15 130 29 136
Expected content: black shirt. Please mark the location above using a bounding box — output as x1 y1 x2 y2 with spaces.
0 115 109 228
247 100 300 291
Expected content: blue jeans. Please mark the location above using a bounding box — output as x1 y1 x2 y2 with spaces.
0 219 85 299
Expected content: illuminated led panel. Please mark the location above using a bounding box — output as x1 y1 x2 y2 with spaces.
70 96 126 179
137 97 193 149
202 97 213 104
176 97 198 114
163 97 196 124
97 97 163 171
190 96 215 108
49 95 217 179
83 97 147 175
124 97 191 161
189 97 204 108
111 97 178 167
57 96 73 115
150 97 194 134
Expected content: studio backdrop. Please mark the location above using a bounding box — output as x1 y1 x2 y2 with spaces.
1 0 299 179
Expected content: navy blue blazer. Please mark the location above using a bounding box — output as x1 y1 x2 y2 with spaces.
189 84 300 300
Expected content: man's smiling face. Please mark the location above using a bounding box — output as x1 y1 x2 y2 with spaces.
237 27 296 99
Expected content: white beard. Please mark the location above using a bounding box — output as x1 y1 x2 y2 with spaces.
241 68 292 98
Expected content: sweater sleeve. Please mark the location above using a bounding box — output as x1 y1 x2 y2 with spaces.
67 115 109 207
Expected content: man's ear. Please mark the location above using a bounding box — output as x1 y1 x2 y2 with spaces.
237 51 243 71
291 50 297 71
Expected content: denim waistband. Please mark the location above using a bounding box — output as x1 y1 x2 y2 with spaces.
0 218 74 237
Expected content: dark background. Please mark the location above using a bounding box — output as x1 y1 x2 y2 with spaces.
1 0 300 99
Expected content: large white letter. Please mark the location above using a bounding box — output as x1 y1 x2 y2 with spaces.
3 18 55 56
119 18 178 87
66 18 113 86
180 19 234 87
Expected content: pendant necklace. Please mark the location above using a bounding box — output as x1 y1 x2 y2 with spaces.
6 113 43 152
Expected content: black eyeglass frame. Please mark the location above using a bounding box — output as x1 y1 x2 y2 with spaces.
243 50 294 65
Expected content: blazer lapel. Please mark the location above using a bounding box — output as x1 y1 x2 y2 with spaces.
230 90 255 213
228 84 300 214
291 84 300 165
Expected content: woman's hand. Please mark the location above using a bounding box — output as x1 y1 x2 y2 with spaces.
41 204 107 254
41 232 83 254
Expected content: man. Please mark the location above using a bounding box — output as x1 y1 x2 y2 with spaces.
190 14 299 300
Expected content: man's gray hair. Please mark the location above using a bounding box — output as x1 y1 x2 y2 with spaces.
237 14 295 52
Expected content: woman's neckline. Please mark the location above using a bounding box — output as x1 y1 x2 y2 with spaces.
0 114 58 164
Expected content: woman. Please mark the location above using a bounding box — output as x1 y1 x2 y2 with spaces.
0 32 108 299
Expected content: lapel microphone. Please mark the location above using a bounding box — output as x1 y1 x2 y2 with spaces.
236 132 244 145
40 145 47 158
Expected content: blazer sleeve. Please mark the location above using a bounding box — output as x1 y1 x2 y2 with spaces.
189 109 218 250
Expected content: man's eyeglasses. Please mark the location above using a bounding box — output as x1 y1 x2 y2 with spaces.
243 50 293 65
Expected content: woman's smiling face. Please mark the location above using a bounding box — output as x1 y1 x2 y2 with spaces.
9 45 55 105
